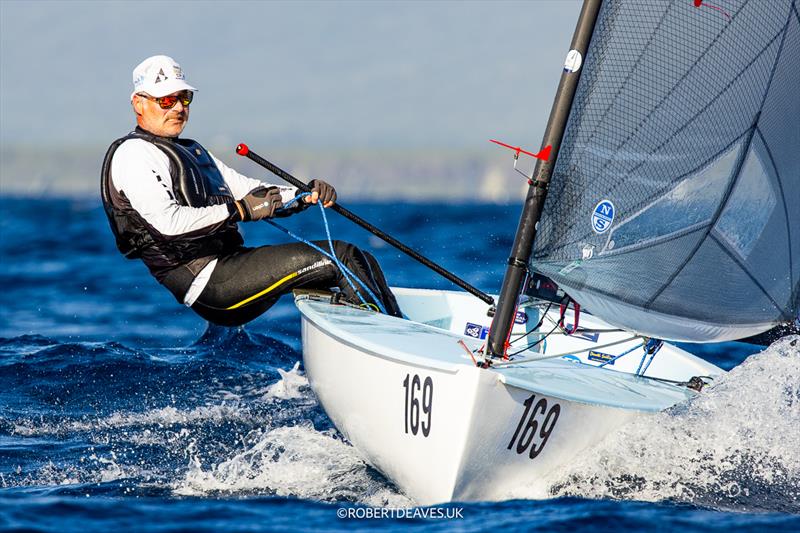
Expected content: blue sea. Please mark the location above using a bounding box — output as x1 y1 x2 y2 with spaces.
1 198 798 532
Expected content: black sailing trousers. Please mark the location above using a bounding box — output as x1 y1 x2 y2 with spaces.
190 240 402 327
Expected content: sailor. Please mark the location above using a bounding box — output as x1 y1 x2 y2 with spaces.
102 55 402 326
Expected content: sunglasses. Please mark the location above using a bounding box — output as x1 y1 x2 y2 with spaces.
138 91 193 109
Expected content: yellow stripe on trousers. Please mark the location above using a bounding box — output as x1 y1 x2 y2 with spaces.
225 271 299 310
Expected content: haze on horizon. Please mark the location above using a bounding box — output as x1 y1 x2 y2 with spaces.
1 0 581 152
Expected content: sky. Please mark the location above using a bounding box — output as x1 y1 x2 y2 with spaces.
0 0 581 151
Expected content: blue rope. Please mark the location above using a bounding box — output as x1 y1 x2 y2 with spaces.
266 193 388 314
596 338 663 373
639 339 663 376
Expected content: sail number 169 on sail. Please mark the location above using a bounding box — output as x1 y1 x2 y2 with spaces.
402 374 433 437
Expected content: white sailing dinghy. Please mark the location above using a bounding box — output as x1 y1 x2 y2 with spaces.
293 0 800 504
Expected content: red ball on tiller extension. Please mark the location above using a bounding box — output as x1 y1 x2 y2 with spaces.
236 143 250 156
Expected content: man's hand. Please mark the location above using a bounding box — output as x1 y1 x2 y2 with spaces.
304 179 337 208
234 186 284 221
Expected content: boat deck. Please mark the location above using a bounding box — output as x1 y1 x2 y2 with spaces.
296 294 697 412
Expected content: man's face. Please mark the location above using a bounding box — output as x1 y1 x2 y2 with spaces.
132 91 191 137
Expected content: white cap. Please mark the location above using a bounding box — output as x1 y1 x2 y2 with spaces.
131 55 197 100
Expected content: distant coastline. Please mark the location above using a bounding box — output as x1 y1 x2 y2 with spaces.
0 144 529 203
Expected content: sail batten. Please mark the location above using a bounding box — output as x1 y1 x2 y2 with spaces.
532 0 799 342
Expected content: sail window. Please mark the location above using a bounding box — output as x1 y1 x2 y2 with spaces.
714 137 777 261
604 139 742 252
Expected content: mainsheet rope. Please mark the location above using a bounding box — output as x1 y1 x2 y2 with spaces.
265 192 388 315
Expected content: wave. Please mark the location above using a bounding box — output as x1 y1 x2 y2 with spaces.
2 357 404 505
541 336 800 513
4 326 797 512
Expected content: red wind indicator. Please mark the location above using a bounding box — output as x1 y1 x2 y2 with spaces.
489 139 551 161
693 0 731 21
236 143 250 156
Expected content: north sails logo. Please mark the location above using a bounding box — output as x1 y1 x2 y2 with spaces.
591 200 615 234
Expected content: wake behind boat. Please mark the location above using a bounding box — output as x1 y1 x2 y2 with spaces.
287 0 798 504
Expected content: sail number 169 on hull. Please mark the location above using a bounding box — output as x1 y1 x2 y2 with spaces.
508 394 560 459
402 374 433 437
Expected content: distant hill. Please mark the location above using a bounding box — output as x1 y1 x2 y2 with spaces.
0 144 530 202
0 1 580 199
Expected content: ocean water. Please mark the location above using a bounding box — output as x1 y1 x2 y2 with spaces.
1 197 798 532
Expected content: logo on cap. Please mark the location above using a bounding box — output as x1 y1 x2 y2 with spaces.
130 55 196 100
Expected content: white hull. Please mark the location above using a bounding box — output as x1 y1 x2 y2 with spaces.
297 288 724 504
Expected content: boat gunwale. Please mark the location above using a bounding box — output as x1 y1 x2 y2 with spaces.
295 295 698 412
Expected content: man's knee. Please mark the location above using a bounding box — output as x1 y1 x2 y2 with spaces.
332 240 361 262
362 250 379 266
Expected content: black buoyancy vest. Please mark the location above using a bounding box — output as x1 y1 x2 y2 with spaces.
101 129 244 296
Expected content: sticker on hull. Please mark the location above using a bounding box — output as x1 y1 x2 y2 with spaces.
465 322 489 339
588 350 616 365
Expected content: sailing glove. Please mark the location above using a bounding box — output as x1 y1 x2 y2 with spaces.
306 179 337 207
234 186 284 221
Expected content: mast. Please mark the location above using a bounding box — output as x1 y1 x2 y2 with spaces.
487 0 603 358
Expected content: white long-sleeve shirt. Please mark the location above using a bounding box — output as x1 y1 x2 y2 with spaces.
111 138 298 305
